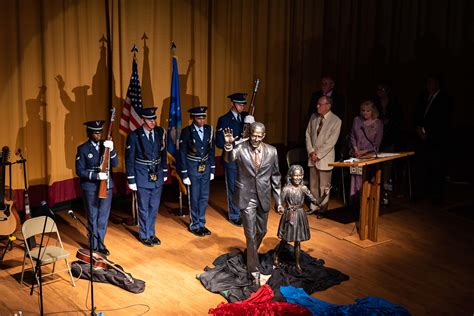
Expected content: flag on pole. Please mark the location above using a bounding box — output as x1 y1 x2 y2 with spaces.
119 56 143 135
167 51 186 194
167 55 182 155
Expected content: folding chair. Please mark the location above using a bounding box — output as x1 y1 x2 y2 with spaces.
20 216 75 287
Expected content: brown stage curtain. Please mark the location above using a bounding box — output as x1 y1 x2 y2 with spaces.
0 0 472 205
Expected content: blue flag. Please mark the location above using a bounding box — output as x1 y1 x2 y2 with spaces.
167 56 182 156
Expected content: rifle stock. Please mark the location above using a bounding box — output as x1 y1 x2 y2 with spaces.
98 108 116 199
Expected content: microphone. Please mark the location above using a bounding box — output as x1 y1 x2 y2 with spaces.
68 210 79 220
39 201 56 217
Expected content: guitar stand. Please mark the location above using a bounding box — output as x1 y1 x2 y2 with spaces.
0 235 16 261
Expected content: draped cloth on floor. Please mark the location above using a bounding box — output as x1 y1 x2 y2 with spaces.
71 261 145 294
197 244 349 302
209 284 311 316
280 285 411 316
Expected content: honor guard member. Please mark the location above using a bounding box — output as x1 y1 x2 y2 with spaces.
216 93 250 226
76 120 118 256
179 106 216 237
125 107 168 247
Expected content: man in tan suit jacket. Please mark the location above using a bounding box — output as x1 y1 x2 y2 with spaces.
305 96 342 218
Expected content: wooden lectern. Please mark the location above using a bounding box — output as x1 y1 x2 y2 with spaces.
330 152 414 247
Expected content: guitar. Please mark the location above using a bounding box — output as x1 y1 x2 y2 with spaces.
0 146 20 236
76 248 134 283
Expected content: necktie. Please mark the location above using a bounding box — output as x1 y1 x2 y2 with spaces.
198 128 204 141
237 114 242 122
424 95 434 118
94 142 99 152
317 116 324 137
148 131 154 143
253 148 261 171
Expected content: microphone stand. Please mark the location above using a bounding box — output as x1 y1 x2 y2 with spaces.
360 126 378 158
69 211 106 316
29 214 49 316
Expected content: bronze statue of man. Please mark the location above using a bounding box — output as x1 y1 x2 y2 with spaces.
223 122 283 281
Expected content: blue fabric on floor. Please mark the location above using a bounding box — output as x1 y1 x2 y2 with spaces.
280 286 411 315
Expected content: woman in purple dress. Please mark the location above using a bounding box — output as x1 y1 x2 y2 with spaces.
349 101 383 199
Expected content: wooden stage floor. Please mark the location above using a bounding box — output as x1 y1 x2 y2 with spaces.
1 179 473 315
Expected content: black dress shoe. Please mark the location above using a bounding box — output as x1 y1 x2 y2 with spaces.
229 218 243 227
149 236 161 245
202 227 211 235
140 238 154 247
98 247 110 256
188 226 205 237
316 212 326 219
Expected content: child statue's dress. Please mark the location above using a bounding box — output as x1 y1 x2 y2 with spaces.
277 184 318 242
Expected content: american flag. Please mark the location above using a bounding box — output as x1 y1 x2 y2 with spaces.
119 57 143 135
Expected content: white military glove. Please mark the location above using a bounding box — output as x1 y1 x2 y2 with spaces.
128 183 137 191
210 173 215 181
164 177 168 182
244 115 255 124
97 172 108 180
103 140 114 150
183 177 191 186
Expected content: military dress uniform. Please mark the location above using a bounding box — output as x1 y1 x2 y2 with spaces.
75 120 118 253
179 106 216 236
216 93 248 225
125 107 168 245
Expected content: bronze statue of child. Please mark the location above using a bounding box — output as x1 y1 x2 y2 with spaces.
274 164 330 272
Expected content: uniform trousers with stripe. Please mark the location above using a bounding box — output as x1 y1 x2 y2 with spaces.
187 160 211 230
136 185 163 240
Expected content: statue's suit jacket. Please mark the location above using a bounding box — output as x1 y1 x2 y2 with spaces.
224 141 281 212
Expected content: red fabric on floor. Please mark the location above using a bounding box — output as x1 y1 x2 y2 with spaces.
209 284 311 316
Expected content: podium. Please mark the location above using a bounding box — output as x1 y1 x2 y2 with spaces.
330 152 414 247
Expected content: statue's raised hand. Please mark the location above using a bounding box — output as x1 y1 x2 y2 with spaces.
223 128 235 144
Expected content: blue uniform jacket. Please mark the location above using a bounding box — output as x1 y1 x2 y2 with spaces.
216 110 248 149
76 140 118 191
125 126 168 188
179 124 216 179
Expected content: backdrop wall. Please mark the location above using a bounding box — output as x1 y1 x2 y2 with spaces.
1 0 472 208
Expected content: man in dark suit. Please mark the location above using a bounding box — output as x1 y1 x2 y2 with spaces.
179 106 216 237
216 92 249 226
308 76 345 122
223 122 283 279
76 120 118 256
125 107 168 247
414 75 451 203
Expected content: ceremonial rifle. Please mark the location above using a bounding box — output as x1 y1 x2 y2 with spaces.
248 79 260 116
242 79 260 139
98 108 116 199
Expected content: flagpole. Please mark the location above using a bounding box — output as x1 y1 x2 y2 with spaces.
173 42 184 217
167 42 187 217
120 45 143 226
